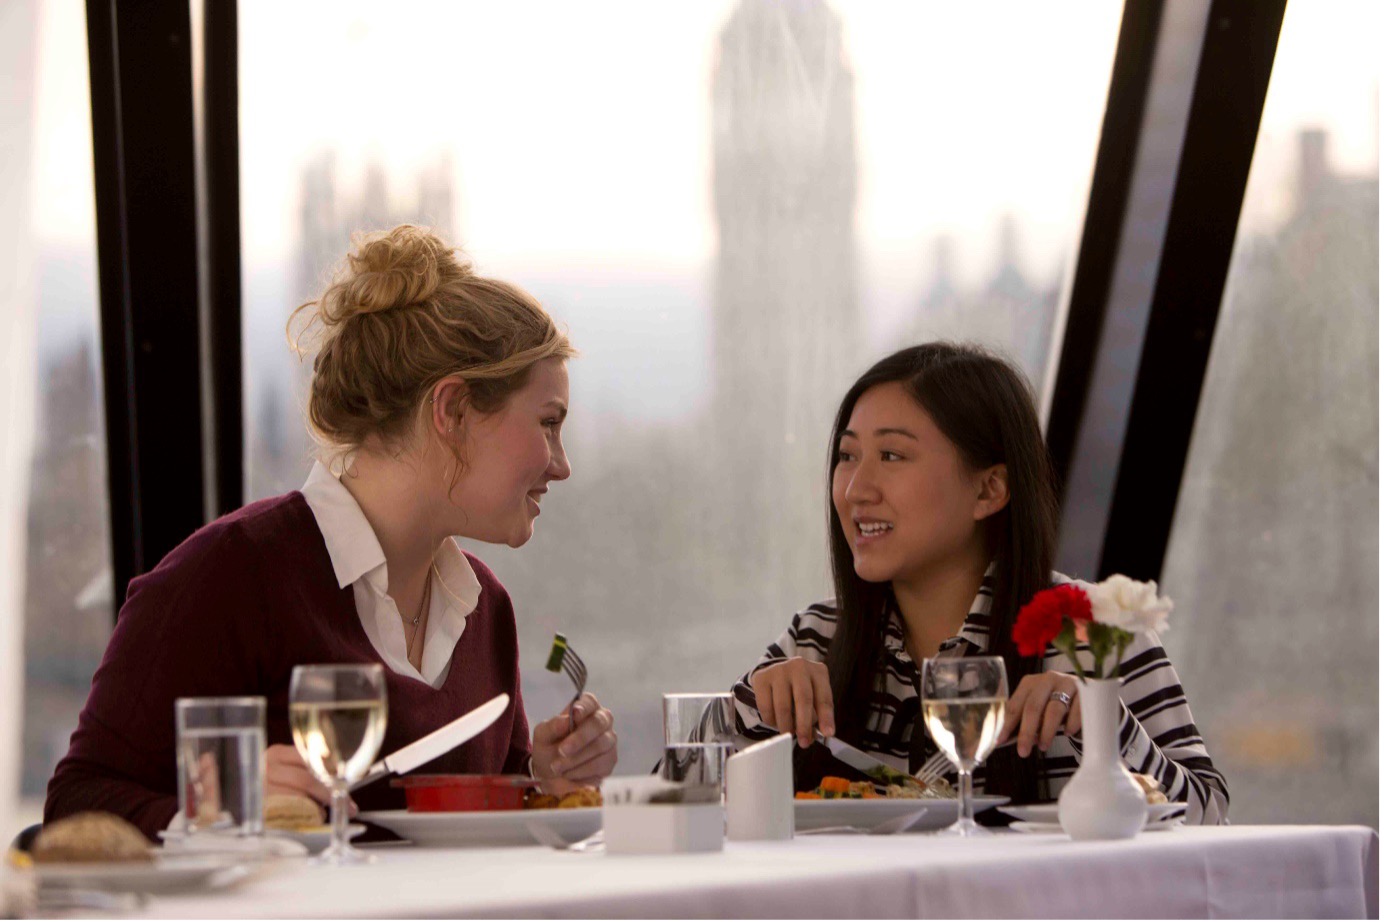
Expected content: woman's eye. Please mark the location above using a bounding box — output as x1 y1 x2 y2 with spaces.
543 419 561 430
881 451 903 462
835 449 855 463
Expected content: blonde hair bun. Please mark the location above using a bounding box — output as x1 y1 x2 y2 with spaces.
289 224 574 461
321 225 472 324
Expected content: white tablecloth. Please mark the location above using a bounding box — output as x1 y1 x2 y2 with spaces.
140 825 1376 919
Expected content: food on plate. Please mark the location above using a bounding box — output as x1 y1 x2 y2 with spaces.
1131 773 1169 805
796 774 954 801
524 786 602 809
264 793 326 830
557 787 602 809
30 812 151 864
524 791 560 810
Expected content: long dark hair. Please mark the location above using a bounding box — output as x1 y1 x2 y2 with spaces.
822 342 1059 803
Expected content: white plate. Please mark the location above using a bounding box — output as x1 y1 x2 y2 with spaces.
359 808 602 847
793 795 1010 833
997 802 1185 825
1010 815 1186 835
29 854 249 894
266 824 365 853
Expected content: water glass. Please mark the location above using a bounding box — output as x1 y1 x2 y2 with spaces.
661 693 736 791
175 696 266 837
920 656 1008 837
289 664 387 865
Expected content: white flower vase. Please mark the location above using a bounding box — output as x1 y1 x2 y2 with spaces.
1057 678 1146 840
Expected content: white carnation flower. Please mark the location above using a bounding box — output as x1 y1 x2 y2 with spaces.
1088 574 1173 635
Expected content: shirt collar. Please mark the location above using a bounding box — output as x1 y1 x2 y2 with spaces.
301 461 387 589
300 462 483 617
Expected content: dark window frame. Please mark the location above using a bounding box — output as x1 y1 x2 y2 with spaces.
1047 0 1287 581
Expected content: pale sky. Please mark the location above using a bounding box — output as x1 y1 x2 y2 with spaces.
28 0 1381 288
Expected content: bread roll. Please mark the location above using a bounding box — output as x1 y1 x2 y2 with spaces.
31 813 151 864
263 793 325 830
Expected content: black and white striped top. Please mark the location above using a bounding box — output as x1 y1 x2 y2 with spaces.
731 572 1230 825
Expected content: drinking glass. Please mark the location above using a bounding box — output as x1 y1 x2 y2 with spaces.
175 697 266 837
289 664 387 864
661 693 737 791
920 656 1008 837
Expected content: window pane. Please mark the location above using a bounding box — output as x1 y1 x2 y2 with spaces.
1162 0 1378 825
5 0 111 819
241 1 1123 772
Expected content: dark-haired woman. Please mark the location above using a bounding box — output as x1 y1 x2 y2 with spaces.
731 343 1227 824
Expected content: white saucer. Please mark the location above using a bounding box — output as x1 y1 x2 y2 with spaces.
998 802 1185 825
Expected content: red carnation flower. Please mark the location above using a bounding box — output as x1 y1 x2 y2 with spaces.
1012 584 1093 657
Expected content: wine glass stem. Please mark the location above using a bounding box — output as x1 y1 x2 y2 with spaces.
331 784 350 853
958 767 975 827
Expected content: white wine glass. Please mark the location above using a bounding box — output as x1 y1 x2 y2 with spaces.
289 664 388 864
920 656 1008 837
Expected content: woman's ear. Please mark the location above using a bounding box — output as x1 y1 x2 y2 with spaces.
973 464 1010 521
429 376 469 439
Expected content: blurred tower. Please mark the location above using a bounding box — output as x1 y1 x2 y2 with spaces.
709 0 862 605
297 151 341 303
417 151 456 240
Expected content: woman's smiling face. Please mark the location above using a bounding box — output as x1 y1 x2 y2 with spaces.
831 382 992 584
450 357 572 548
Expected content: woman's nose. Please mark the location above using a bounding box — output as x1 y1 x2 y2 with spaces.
842 463 879 503
548 444 572 482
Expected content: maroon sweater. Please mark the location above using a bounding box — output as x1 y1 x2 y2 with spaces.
45 492 531 840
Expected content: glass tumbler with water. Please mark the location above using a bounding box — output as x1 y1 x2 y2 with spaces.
289 664 387 865
661 693 737 792
920 656 1008 837
175 696 267 837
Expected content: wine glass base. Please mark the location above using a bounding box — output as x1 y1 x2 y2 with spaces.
313 842 376 865
932 817 991 837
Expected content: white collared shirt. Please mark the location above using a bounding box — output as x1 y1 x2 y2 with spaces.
299 461 482 688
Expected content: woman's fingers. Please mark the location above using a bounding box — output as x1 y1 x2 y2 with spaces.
264 744 355 815
998 679 1031 744
556 728 618 779
810 663 836 738
753 659 833 743
551 707 616 775
1001 673 1080 757
771 675 796 739
1014 679 1050 757
1065 695 1083 737
790 676 816 747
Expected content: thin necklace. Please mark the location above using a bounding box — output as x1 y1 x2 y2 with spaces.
408 576 429 626
405 575 431 661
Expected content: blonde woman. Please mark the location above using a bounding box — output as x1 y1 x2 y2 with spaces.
45 226 617 839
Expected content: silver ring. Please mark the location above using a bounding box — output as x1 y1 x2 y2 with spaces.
1050 690 1073 709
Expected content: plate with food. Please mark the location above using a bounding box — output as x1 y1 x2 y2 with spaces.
14 812 251 894
793 776 1008 832
360 776 603 847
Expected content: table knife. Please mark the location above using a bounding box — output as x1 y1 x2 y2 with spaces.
350 692 510 792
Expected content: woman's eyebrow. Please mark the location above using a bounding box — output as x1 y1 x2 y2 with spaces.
543 399 568 421
874 427 918 440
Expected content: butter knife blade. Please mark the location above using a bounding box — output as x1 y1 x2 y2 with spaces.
350 692 510 792
817 734 917 787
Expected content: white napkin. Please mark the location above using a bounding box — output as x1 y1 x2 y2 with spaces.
726 732 794 841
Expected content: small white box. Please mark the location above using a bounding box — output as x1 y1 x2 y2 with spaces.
601 802 725 854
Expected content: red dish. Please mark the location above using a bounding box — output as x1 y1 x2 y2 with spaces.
392 774 540 813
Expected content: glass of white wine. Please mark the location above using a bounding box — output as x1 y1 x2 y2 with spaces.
289 664 388 864
921 656 1008 837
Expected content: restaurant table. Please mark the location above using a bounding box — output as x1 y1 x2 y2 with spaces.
134 825 1376 919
